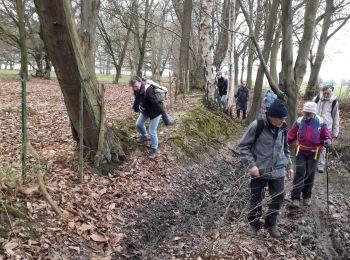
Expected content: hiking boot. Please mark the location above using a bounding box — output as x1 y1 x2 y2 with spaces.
148 148 158 159
318 166 324 173
267 226 281 238
291 199 300 208
304 198 312 206
136 135 150 143
250 225 260 236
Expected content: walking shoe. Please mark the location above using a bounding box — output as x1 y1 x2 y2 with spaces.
250 225 260 236
148 148 158 159
136 135 150 143
318 166 324 173
304 198 312 206
291 199 300 208
267 226 281 238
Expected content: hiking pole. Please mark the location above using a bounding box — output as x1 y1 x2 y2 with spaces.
326 147 329 220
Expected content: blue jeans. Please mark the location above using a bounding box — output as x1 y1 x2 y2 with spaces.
220 95 227 105
136 113 161 150
248 177 285 228
291 153 318 200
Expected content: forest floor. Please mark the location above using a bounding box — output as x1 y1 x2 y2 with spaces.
0 77 350 259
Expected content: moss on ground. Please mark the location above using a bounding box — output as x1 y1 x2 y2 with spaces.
1 106 37 116
113 115 138 156
169 105 242 159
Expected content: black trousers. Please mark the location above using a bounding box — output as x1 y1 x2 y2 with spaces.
291 153 318 200
248 177 285 229
237 109 246 119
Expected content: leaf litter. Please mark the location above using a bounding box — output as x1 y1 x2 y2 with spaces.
0 78 350 259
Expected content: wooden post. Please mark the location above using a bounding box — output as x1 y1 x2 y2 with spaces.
21 73 27 183
79 85 84 183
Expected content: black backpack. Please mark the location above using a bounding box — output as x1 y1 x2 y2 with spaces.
254 118 287 143
314 95 337 114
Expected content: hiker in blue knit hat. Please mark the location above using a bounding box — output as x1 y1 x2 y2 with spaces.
239 99 293 238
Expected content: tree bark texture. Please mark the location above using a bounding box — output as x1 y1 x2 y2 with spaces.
226 0 236 114
281 0 297 126
246 0 262 89
80 0 100 84
34 0 124 164
294 0 319 89
213 0 229 71
201 1 218 108
15 0 28 78
247 0 280 121
305 0 333 100
270 21 281 84
178 0 193 94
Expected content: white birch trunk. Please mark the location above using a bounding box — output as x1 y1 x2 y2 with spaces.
226 0 235 115
200 1 217 108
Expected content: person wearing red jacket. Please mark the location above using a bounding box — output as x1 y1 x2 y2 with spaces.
288 102 332 208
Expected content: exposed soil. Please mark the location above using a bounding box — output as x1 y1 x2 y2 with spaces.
1 78 349 259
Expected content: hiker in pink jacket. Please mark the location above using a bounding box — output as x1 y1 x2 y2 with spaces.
288 102 332 208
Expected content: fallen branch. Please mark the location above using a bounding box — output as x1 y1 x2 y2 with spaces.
1 201 26 219
26 142 64 217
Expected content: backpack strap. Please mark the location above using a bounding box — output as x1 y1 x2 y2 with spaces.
254 118 265 143
331 99 337 114
314 95 320 104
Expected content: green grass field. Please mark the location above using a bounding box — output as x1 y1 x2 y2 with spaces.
0 69 131 84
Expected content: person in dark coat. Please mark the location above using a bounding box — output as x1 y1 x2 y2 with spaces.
216 71 228 106
235 81 249 119
130 76 169 158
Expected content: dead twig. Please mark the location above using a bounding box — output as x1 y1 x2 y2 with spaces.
26 142 64 217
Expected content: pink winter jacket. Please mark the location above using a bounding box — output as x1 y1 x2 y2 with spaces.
288 115 332 156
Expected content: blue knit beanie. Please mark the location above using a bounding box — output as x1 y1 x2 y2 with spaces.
267 99 288 118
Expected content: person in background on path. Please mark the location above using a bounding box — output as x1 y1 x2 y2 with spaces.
235 81 249 120
130 76 169 158
216 71 228 106
312 85 340 173
264 86 277 112
288 102 332 208
239 99 293 238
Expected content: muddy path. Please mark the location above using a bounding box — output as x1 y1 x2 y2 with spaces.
112 140 350 259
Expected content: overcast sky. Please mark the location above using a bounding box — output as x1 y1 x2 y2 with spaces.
319 27 350 83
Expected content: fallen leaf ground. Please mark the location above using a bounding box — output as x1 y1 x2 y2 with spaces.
0 77 349 259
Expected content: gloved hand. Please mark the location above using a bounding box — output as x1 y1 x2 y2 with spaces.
322 139 331 148
162 112 170 126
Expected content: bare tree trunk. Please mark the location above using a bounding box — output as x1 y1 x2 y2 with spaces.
178 0 193 94
226 0 236 114
240 48 247 82
80 0 100 83
247 0 280 121
294 0 319 89
15 0 28 78
270 21 281 84
35 0 124 164
281 0 297 126
43 54 51 80
213 0 229 70
246 0 262 89
201 1 217 108
305 0 333 100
